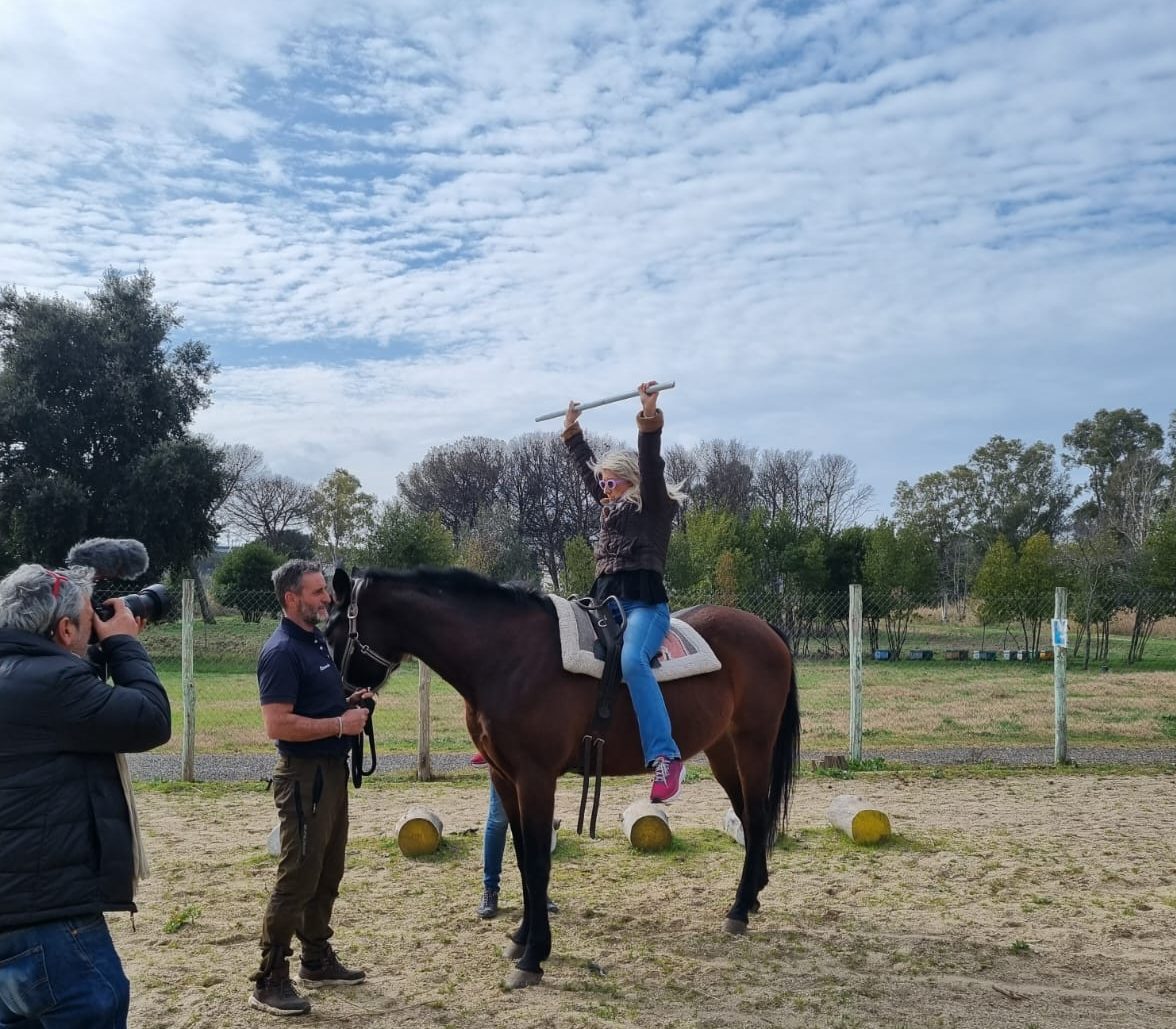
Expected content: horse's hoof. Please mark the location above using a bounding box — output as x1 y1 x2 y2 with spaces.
723 917 748 935
505 968 544 990
502 940 525 960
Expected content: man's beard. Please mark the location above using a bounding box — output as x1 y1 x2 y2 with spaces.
298 600 325 626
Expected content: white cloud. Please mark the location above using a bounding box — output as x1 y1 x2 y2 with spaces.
2 0 1174 510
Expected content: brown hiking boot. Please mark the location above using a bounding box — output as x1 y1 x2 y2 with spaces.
299 944 365 986
250 960 311 1016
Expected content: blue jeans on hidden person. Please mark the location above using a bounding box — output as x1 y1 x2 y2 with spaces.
483 783 508 892
0 915 130 1029
618 599 680 766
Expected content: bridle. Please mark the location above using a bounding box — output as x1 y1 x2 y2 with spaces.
336 576 399 692
335 576 398 787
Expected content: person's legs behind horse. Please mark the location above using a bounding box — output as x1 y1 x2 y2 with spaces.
479 782 508 918
618 599 684 803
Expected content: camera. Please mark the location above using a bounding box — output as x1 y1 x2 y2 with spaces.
65 537 171 628
93 583 170 623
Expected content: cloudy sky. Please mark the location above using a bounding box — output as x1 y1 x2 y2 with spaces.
2 0 1174 516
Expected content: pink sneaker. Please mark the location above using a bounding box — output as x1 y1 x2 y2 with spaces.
470 752 487 767
649 756 685 804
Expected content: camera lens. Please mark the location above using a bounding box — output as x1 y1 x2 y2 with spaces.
124 584 169 622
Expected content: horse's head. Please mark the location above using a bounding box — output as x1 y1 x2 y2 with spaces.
326 567 402 693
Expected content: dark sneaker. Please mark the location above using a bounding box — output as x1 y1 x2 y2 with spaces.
650 756 686 804
546 897 559 914
250 974 311 1016
477 887 499 919
298 945 365 986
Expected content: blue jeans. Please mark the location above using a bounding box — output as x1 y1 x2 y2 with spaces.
618 599 680 766
0 916 130 1028
483 783 508 892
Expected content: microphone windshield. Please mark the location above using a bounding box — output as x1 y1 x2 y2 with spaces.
65 538 150 579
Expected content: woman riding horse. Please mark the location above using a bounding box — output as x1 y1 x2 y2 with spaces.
561 379 691 804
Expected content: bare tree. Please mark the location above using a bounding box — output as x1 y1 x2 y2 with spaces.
807 453 873 537
691 439 757 517
503 433 596 590
397 436 506 536
755 448 813 527
1104 453 1168 550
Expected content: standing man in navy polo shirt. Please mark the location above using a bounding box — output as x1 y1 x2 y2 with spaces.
249 559 373 1017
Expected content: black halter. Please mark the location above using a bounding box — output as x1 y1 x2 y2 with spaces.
335 577 398 787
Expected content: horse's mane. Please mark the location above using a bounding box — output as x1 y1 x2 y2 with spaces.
361 566 556 617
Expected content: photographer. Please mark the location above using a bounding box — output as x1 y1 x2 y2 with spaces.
0 563 171 1029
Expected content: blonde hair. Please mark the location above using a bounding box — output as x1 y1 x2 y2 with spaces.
590 449 689 512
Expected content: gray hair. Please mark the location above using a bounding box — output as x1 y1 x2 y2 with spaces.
0 563 95 636
272 559 324 606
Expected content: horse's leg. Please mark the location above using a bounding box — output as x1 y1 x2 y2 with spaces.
704 736 760 917
503 772 556 990
487 771 531 959
722 731 777 933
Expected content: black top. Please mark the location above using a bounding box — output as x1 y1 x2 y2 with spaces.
257 618 350 759
0 630 171 929
591 569 668 605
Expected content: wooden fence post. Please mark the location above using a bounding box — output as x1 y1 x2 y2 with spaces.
1054 587 1068 765
849 583 863 762
181 578 196 782
417 661 433 781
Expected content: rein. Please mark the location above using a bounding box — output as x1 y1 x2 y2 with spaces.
337 577 398 788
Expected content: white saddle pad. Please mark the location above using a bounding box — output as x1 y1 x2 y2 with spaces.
550 594 721 682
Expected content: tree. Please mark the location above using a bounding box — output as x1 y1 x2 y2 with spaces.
690 439 757 517
1125 510 1176 663
212 541 284 622
0 269 223 575
861 520 938 654
973 533 1058 652
1063 408 1165 522
755 449 813 528
397 437 506 536
220 470 313 551
456 502 538 584
807 453 873 538
966 437 1072 547
972 537 1017 638
893 466 979 601
1057 528 1122 668
362 503 455 569
561 536 596 597
503 433 594 590
307 468 376 567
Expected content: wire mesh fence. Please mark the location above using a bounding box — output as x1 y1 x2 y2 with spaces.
134 583 1176 772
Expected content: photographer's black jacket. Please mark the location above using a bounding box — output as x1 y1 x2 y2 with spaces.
0 630 171 930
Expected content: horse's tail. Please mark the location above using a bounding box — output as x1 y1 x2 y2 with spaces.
765 625 801 851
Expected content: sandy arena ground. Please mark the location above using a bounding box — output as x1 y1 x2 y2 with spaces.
116 770 1176 1028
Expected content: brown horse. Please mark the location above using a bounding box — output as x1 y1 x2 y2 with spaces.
326 566 800 989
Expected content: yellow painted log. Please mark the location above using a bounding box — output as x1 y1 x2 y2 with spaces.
827 794 891 844
621 801 672 852
395 805 444 857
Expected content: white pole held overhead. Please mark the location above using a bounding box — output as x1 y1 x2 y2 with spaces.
534 381 676 422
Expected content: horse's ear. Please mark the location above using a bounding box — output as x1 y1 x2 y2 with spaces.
332 567 352 604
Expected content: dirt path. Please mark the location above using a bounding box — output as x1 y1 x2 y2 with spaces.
117 771 1176 1028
